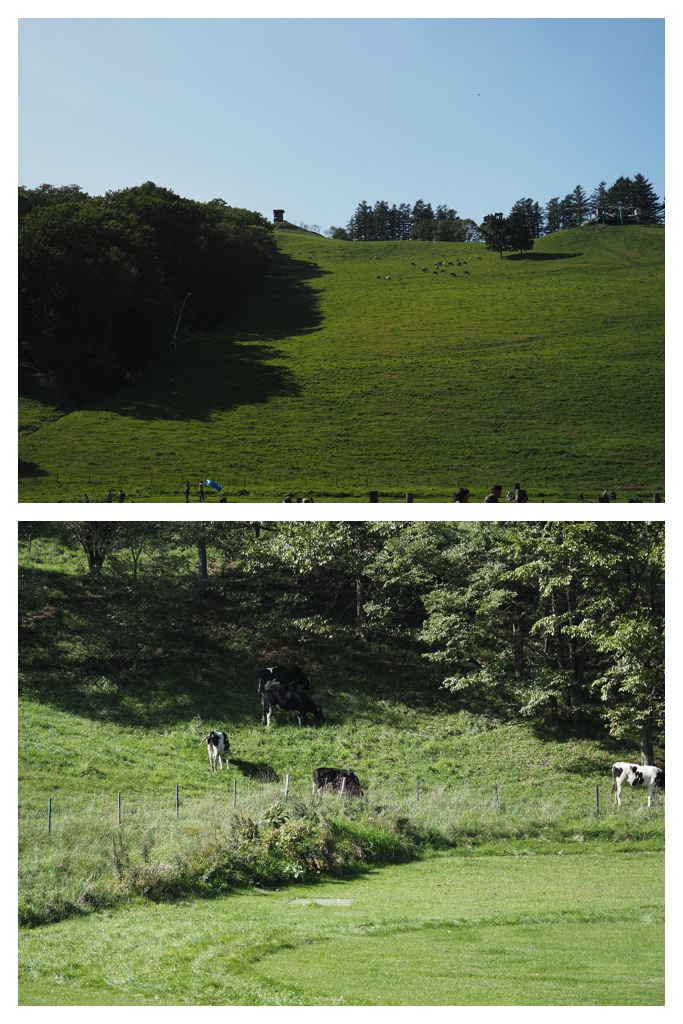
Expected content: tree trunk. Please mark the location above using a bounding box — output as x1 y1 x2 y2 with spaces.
197 541 208 591
356 576 365 630
640 718 654 765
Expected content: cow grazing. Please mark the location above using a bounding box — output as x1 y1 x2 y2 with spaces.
612 762 664 807
313 768 363 796
261 690 323 727
205 731 230 771
258 664 310 694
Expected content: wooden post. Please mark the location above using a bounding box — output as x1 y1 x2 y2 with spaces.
595 785 600 816
285 774 290 800
118 792 121 826
406 492 413 503
48 797 52 835
369 490 379 503
233 778 237 808
175 785 179 819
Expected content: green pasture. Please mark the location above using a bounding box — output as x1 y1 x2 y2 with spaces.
19 851 663 1005
18 224 664 503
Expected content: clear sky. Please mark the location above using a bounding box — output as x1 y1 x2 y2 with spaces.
18 13 665 231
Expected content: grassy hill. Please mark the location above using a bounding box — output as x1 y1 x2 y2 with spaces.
19 540 664 930
18 224 664 502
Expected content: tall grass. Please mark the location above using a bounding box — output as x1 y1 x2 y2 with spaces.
19 776 664 928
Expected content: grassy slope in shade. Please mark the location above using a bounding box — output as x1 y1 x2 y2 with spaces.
19 224 664 502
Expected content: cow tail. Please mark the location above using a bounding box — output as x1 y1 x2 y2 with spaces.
611 766 617 793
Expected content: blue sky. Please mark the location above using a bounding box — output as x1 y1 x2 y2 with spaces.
18 14 665 230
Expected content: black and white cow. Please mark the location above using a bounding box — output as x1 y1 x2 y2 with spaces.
261 690 323 727
258 665 311 694
612 762 664 807
312 768 363 796
205 730 230 771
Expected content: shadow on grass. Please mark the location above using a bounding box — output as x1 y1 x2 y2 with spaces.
230 758 281 782
19 460 49 478
506 252 583 261
95 253 328 423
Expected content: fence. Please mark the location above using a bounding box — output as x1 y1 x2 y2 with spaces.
24 778 616 837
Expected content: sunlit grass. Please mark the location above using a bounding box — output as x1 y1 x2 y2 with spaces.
19 225 664 502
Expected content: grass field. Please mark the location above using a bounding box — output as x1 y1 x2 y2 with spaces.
19 850 663 1005
18 224 664 503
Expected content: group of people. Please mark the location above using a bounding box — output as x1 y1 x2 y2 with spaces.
184 481 227 503
453 484 528 503
82 490 125 503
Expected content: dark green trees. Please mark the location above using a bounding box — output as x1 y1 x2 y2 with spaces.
480 212 510 257
480 201 535 257
19 182 276 405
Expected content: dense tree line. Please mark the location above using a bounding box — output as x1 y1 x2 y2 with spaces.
19 182 276 406
334 174 663 245
330 200 482 242
19 521 664 761
479 175 663 258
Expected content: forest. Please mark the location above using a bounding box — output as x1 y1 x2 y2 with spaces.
19 520 664 761
335 173 664 243
18 182 276 406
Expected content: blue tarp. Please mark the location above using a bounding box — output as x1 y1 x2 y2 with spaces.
206 479 223 492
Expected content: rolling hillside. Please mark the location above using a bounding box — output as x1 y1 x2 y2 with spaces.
18 224 664 502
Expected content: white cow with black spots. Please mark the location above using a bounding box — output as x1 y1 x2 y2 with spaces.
612 762 664 806
205 731 230 771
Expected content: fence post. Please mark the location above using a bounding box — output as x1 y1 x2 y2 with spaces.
595 785 600 816
285 774 290 800
48 797 52 835
118 792 121 826
175 784 179 819
233 778 237 809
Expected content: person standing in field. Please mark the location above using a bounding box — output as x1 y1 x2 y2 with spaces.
184 480 190 503
106 490 113 503
484 485 502 503
453 487 470 502
199 482 205 502
118 490 125 502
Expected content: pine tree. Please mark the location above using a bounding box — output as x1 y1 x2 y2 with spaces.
572 185 589 225
545 197 562 234
631 174 664 223
589 181 608 220
507 202 535 255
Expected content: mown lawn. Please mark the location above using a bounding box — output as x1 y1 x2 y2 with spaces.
18 224 664 502
19 850 664 1005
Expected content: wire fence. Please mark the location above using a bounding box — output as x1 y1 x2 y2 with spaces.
21 777 635 840
18 471 665 505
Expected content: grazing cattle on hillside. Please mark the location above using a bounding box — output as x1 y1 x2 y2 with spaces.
258 665 311 694
612 762 664 806
262 690 323 727
313 768 363 796
205 731 230 771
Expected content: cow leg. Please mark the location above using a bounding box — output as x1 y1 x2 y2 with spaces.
615 780 622 806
